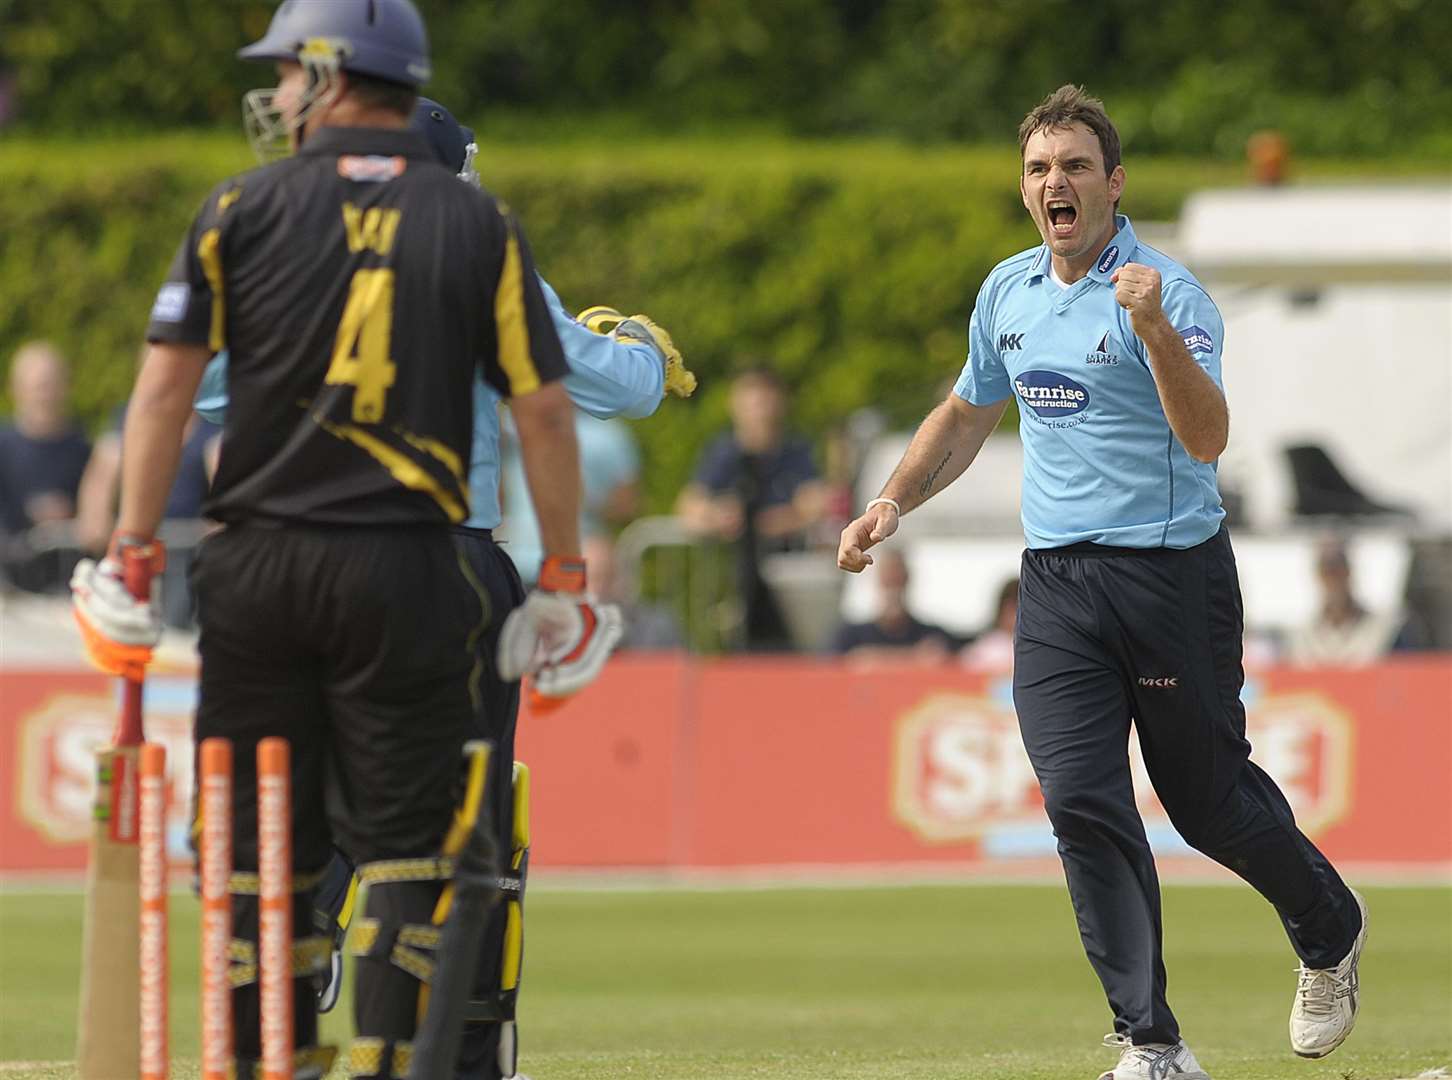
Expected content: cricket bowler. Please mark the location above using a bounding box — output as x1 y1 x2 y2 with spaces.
836 85 1366 1079
195 95 696 1079
70 0 622 1073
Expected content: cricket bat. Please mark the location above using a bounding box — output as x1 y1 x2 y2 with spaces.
75 545 159 1080
409 741 499 1080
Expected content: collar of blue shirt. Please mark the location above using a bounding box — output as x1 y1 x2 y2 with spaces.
1025 213 1137 286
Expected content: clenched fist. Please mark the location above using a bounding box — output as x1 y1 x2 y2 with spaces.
1110 262 1165 333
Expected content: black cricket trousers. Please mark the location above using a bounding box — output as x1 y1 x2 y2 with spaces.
1012 526 1361 1046
191 521 479 1063
306 526 526 1079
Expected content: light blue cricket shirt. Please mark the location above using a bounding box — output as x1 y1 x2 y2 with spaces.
954 215 1226 550
497 411 641 585
194 275 664 531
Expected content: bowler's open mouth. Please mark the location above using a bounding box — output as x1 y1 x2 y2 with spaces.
1047 200 1077 234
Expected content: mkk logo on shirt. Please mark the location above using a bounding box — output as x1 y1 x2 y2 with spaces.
998 332 1025 352
1014 370 1091 427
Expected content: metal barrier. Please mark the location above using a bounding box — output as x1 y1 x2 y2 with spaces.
612 515 736 652
6 519 216 629
612 516 845 653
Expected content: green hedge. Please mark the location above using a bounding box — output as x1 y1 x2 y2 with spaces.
0 135 1427 510
6 0 1452 158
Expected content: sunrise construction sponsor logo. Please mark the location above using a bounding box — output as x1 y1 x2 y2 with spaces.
1180 324 1215 355
892 691 1352 846
1014 370 1091 427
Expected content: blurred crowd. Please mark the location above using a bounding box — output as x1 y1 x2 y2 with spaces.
1 341 219 625
1 341 1441 666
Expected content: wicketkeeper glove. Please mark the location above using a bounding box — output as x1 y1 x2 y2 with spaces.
496 556 625 699
70 535 166 679
577 305 697 399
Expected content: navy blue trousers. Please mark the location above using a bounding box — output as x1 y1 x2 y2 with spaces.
1012 527 1360 1046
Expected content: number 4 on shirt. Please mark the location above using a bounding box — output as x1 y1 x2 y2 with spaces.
326 268 397 423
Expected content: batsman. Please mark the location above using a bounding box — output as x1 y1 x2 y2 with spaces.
195 95 695 1079
72 0 624 1075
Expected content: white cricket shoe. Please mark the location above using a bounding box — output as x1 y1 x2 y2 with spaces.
1097 1033 1212 1080
1290 888 1369 1058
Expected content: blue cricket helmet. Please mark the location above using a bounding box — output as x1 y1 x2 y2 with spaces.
239 0 432 88
412 98 474 175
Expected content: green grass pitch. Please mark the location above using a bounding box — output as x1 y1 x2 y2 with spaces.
1 883 1448 1079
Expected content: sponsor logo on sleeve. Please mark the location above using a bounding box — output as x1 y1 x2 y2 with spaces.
1013 370 1091 427
1085 331 1119 366
150 283 190 323
1179 325 1214 355
1096 245 1119 274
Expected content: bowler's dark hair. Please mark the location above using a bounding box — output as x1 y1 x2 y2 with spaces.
1018 85 1121 177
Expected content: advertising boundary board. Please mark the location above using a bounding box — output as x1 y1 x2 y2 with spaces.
3 657 1449 880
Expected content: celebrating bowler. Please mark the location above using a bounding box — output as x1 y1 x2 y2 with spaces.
837 85 1366 1080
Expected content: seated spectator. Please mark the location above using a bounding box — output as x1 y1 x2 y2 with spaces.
831 550 953 662
584 534 684 651
498 410 640 586
677 367 826 651
959 577 1019 672
1286 538 1411 666
0 342 92 591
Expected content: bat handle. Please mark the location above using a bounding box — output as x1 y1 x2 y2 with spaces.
120 540 163 602
114 540 164 747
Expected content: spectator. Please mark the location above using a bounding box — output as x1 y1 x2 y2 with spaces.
959 576 1019 672
0 342 92 591
831 549 952 662
1286 539 1410 666
499 410 640 586
584 533 684 651
74 401 221 627
677 367 826 650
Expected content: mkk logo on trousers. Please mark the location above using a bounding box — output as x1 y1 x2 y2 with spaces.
998 332 1024 351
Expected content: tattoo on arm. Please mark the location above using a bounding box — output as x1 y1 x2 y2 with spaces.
919 450 952 497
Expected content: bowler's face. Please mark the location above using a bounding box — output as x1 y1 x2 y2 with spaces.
1020 123 1125 262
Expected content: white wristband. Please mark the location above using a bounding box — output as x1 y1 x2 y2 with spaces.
865 497 901 516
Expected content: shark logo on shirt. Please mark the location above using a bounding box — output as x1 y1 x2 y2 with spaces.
1085 331 1119 366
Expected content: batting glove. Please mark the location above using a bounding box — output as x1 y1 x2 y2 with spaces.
577 305 697 399
496 556 624 698
70 535 166 679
